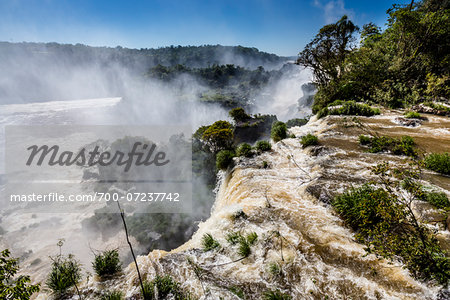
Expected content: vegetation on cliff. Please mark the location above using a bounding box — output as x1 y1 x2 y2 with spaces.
297 0 449 113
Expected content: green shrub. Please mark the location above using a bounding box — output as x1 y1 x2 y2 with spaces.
268 262 282 277
142 280 154 300
319 101 380 118
333 182 450 284
216 150 235 170
246 232 258 245
271 121 287 142
262 161 269 168
142 275 190 300
423 192 450 210
358 135 417 157
47 254 82 295
358 135 372 145
256 140 271 152
226 232 243 245
236 143 252 157
202 120 234 153
237 239 251 258
285 118 308 128
263 289 292 300
424 153 450 175
201 233 220 251
404 111 421 119
0 249 40 300
100 290 123 300
300 134 319 148
92 249 121 278
229 107 250 122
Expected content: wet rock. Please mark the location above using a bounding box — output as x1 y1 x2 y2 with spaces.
412 104 449 116
413 201 447 223
306 184 332 204
395 117 422 127
306 145 327 156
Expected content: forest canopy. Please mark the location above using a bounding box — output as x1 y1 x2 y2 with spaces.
297 0 450 112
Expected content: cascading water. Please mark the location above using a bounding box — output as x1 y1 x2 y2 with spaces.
82 111 449 300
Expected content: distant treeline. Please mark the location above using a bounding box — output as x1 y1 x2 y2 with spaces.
0 42 288 72
0 42 290 103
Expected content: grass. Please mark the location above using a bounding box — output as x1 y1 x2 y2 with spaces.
142 275 191 300
92 249 121 278
201 233 220 252
404 111 422 119
256 140 272 152
226 232 243 245
424 152 450 175
300 134 319 148
100 290 123 300
268 262 282 277
47 254 82 295
358 135 417 157
318 101 380 118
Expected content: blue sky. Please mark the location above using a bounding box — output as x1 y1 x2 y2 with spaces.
0 0 411 56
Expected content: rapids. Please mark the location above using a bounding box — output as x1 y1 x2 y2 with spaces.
76 110 449 300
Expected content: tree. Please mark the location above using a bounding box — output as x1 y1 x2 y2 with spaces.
0 249 40 300
201 121 234 153
297 15 359 86
229 107 250 123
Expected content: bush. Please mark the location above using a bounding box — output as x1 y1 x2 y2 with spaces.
424 152 450 175
358 135 417 157
404 111 421 119
300 134 319 148
100 290 123 300
202 120 234 153
333 180 450 284
142 275 190 300
92 249 121 278
216 150 235 170
47 254 82 295
229 107 250 122
271 121 287 142
0 249 40 300
201 233 220 251
285 118 308 128
236 143 252 157
318 101 380 118
423 192 450 210
256 140 271 152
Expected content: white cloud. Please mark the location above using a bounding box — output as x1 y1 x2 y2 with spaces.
313 0 354 23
